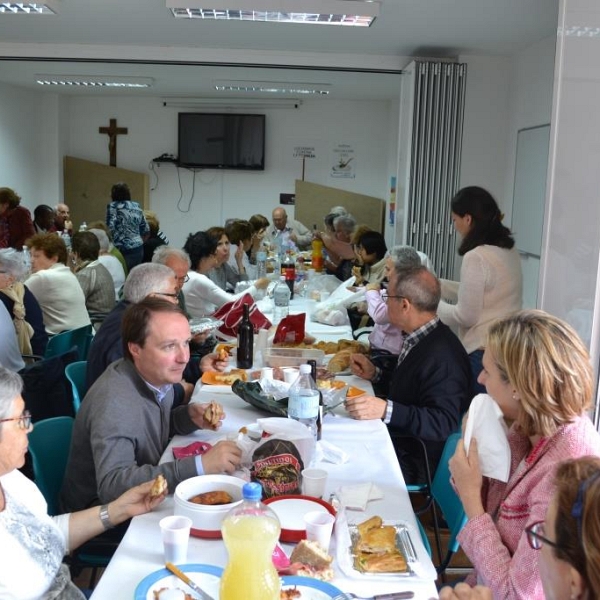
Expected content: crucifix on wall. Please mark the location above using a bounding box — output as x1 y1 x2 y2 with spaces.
99 118 128 167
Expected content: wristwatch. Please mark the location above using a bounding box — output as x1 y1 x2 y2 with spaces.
99 504 115 530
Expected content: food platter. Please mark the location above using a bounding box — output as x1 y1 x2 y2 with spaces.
135 564 344 599
189 317 224 334
200 370 248 385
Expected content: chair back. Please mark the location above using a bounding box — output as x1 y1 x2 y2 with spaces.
65 361 88 413
45 324 93 361
431 432 467 555
27 416 74 516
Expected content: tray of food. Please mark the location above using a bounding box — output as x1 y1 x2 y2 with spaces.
347 516 416 577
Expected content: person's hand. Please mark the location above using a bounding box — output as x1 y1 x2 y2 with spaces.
200 352 228 373
255 277 270 290
314 230 324 240
350 353 376 381
64 219 73 231
439 583 493 600
188 402 226 430
449 438 485 519
235 243 245 266
289 232 298 243
109 479 167 523
345 394 387 420
201 440 242 474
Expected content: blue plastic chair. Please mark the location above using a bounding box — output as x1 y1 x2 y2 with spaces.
65 361 88 413
27 416 74 516
28 415 110 587
45 324 93 362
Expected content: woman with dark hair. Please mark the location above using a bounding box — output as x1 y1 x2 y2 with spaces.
105 182 149 272
225 219 256 278
182 231 268 319
0 187 35 250
438 186 522 388
70 231 116 315
355 230 388 284
248 213 269 265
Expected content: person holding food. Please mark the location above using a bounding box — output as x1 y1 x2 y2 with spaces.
0 365 167 599
448 310 600 599
61 298 242 516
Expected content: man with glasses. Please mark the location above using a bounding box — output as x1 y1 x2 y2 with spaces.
61 298 241 515
346 265 472 482
151 246 191 315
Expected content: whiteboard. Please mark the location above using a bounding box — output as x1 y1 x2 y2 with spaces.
511 124 550 257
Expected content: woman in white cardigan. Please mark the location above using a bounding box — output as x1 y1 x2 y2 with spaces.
182 231 269 319
438 186 522 391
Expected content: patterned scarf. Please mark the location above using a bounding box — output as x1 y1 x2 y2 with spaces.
1 282 34 355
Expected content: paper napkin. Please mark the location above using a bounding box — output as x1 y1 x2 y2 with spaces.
172 441 212 459
336 482 384 511
464 393 511 482
314 439 349 464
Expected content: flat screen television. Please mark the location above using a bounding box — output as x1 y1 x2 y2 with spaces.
178 113 265 170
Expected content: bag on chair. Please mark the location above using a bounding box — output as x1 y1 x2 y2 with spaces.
212 293 271 339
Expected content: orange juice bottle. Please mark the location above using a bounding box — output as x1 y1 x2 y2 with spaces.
311 225 324 272
220 483 281 600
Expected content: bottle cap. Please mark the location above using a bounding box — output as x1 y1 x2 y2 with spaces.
242 482 263 501
299 364 312 374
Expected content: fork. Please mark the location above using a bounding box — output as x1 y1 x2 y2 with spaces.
331 592 414 600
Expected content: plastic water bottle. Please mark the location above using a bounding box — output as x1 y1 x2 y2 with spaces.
273 275 291 325
220 482 281 600
61 230 71 250
21 246 31 275
79 221 88 232
287 364 320 440
256 250 267 279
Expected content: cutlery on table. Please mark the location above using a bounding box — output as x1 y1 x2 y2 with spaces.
331 593 415 600
165 562 215 600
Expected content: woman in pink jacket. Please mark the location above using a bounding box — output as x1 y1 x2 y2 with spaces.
449 310 600 599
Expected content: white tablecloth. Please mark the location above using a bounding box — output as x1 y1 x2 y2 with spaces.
91 373 438 599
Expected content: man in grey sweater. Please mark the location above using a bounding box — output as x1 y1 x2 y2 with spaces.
61 297 241 513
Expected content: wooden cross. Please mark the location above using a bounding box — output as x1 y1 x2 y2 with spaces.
99 118 128 167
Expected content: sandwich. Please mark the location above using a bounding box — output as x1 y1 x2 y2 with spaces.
355 525 397 554
149 474 168 499
352 516 409 574
356 515 382 537
354 550 408 573
203 401 224 427
285 539 334 581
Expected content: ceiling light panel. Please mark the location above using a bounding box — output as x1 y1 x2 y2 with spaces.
0 2 58 13
166 0 379 26
214 80 331 95
35 75 154 88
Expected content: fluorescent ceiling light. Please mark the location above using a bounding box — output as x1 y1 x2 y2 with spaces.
214 80 330 95
0 2 58 13
163 97 302 109
166 0 379 26
35 75 154 88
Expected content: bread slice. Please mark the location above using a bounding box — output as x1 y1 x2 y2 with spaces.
356 515 383 538
356 525 397 554
289 539 333 570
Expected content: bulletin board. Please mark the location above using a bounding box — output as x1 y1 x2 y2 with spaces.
511 124 550 257
63 156 149 230
294 180 385 233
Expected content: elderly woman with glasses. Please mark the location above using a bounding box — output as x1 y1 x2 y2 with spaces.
0 366 166 599
0 248 48 356
441 455 600 600
448 310 600 600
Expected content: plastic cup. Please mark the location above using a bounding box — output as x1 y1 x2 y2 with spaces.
159 515 192 564
283 367 299 383
302 468 328 498
304 510 335 551
261 367 274 380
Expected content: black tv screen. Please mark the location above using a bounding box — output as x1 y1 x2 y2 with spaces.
178 113 265 170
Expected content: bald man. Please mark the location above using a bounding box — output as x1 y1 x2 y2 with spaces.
55 203 73 234
266 207 312 251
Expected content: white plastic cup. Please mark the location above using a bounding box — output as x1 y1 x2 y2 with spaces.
159 515 192 564
261 367 274 380
304 510 335 551
282 367 299 384
302 468 328 498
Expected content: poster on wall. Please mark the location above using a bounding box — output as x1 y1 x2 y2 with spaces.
330 143 355 179
293 145 317 159
389 176 396 225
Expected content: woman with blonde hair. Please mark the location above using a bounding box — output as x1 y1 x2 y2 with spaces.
449 309 600 599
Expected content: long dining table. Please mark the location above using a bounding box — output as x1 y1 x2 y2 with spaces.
90 296 439 599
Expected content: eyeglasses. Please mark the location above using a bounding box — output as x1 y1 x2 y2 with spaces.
0 410 32 430
381 293 406 302
176 275 190 284
154 292 179 299
526 521 561 550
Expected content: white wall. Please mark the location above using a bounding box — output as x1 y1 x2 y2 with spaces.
0 82 44 212
64 96 393 247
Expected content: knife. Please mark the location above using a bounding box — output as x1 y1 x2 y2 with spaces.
165 562 216 600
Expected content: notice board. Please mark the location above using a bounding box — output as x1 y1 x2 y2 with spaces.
511 124 550 257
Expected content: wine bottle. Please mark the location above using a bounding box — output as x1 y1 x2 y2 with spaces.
307 359 323 441
237 304 254 369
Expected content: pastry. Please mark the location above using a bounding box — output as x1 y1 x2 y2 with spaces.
327 349 352 373
356 525 397 553
203 401 224 426
149 474 167 499
356 515 383 537
188 490 233 505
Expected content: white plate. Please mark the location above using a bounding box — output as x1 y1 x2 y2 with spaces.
135 564 343 599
